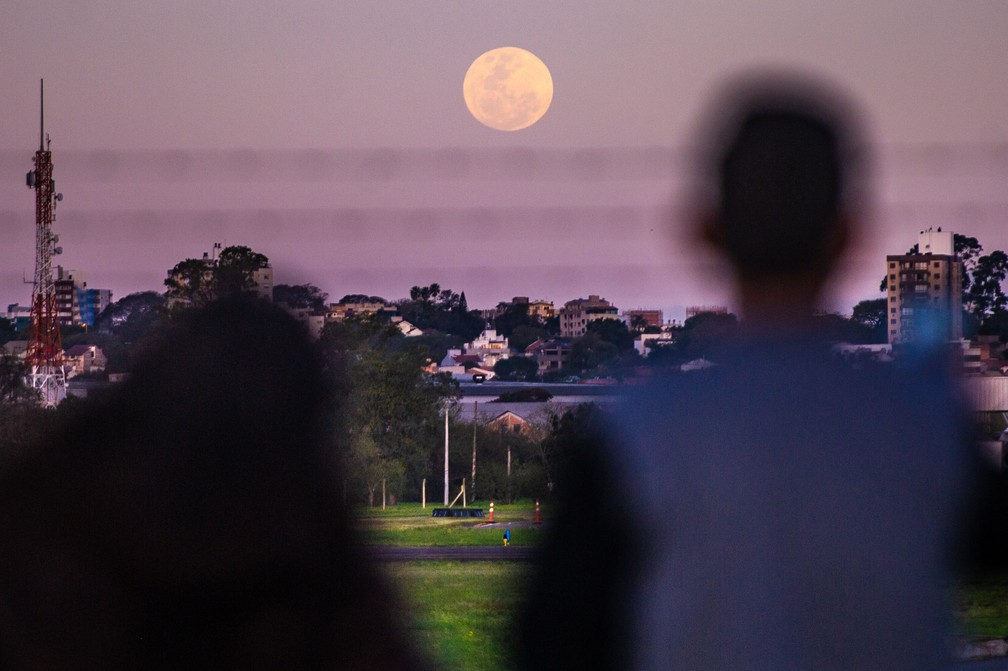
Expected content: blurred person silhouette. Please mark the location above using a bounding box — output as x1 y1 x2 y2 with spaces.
0 297 424 670
520 72 976 671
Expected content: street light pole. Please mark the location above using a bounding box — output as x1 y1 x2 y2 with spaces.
444 408 449 505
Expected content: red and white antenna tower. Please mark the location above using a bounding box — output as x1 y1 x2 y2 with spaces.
24 79 66 407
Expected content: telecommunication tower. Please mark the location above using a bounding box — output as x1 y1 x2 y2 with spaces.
24 79 66 407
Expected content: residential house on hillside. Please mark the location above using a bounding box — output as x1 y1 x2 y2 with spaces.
525 338 573 374
278 305 325 339
2 340 28 361
327 300 395 322
496 296 555 321
465 328 511 368
438 349 495 380
635 331 675 357
394 319 423 337
64 344 107 377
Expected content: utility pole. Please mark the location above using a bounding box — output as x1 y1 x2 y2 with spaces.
25 79 66 407
471 400 477 501
443 408 449 505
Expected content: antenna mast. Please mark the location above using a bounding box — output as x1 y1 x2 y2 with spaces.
25 79 66 407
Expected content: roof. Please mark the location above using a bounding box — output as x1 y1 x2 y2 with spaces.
65 344 99 357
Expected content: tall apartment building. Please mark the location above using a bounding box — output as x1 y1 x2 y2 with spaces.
52 267 112 327
559 294 619 337
54 267 81 326
886 228 963 344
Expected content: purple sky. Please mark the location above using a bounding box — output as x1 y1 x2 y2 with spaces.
3 1 1007 320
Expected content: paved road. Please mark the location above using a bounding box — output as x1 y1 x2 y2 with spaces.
366 545 538 561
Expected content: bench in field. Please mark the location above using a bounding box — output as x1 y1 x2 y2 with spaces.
431 508 485 518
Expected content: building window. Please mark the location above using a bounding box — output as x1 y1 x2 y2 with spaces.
934 261 941 267
889 262 896 268
889 274 896 281
889 296 896 302
890 318 897 325
934 273 940 279
891 307 897 314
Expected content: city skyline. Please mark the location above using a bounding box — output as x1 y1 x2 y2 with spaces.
3 1 1007 317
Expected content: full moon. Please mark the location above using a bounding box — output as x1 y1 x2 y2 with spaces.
463 47 553 132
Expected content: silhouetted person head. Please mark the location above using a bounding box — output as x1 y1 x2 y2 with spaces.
692 72 868 322
0 296 422 670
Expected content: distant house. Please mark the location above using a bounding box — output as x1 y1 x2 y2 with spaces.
464 328 510 368
394 319 423 337
437 349 495 380
635 331 674 357
525 338 573 374
487 410 530 434
277 304 325 339
64 344 107 377
2 340 28 361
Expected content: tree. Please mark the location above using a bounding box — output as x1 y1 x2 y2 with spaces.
509 325 548 353
338 294 388 305
214 245 270 297
0 317 17 345
494 302 540 338
850 298 887 343
966 251 1008 323
328 333 459 504
629 314 649 333
398 283 483 341
535 403 607 497
273 284 328 313
0 353 45 455
164 258 216 308
493 356 540 382
164 246 269 309
95 292 165 338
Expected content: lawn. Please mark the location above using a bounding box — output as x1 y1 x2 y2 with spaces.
356 500 545 547
383 561 530 671
360 503 1008 663
956 574 1008 639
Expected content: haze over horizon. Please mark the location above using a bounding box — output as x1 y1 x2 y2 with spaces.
3 1 1007 318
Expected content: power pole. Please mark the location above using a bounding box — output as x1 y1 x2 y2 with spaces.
443 409 449 505
25 79 66 407
471 400 477 501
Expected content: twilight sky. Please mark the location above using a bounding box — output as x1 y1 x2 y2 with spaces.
2 1 1007 320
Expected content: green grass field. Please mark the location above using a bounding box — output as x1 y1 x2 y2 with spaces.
956 574 1008 639
356 500 545 547
383 561 529 671
360 502 1008 665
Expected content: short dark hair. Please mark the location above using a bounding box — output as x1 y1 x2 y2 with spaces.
697 73 865 276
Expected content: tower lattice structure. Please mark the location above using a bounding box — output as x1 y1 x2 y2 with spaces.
25 79 66 407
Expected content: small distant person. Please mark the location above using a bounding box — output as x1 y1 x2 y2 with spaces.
503 528 511 547
0 297 424 670
520 72 975 671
